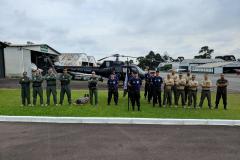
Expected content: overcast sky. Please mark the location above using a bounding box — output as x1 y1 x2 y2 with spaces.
0 0 240 60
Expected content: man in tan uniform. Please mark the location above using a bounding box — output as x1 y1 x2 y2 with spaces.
184 71 191 104
199 74 212 109
188 75 198 108
175 73 186 107
170 70 178 105
163 74 174 107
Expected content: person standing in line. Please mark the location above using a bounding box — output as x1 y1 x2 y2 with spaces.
128 72 142 111
199 74 212 109
184 71 191 104
215 74 229 110
175 73 186 108
107 74 119 105
59 68 72 105
147 71 155 104
45 68 57 106
188 75 198 108
32 70 44 106
19 71 31 106
163 74 174 107
170 70 178 106
152 71 163 107
144 69 150 99
88 71 98 106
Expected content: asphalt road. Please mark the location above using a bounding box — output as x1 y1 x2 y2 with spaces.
0 122 239 160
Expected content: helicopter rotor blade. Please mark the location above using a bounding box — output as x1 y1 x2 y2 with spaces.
98 56 111 61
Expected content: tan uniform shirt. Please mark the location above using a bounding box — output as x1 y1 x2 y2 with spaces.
201 79 212 90
189 80 199 91
164 78 174 90
176 78 186 90
170 74 178 85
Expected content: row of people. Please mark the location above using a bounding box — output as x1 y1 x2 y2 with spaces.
19 68 228 111
19 68 72 106
144 70 228 109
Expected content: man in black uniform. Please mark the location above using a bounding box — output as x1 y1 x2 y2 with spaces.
128 72 142 111
32 70 44 106
59 68 72 105
19 71 31 106
147 72 154 103
215 74 229 110
144 69 150 99
152 71 163 107
107 74 119 105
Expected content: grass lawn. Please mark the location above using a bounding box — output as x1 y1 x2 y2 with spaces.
0 89 239 120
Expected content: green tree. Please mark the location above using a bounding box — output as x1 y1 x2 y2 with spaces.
194 46 214 59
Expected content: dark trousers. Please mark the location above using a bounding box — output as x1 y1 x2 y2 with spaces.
184 86 190 103
144 83 149 98
148 86 153 103
108 89 118 105
33 87 43 105
172 85 177 105
153 89 162 107
189 90 197 108
60 85 71 105
21 87 30 105
163 89 172 106
199 90 212 108
131 91 140 111
215 88 227 109
46 86 57 105
176 89 185 106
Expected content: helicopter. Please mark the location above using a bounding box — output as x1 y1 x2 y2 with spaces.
54 54 146 81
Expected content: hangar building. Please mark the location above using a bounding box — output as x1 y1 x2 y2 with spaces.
1 42 60 78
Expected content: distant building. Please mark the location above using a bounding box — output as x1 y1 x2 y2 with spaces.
193 61 240 74
179 58 240 74
179 59 225 72
57 53 97 67
2 42 60 78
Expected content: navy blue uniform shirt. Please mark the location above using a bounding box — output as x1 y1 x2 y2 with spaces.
129 77 142 92
153 76 163 89
108 78 118 90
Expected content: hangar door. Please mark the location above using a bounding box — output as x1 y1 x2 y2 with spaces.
0 47 5 78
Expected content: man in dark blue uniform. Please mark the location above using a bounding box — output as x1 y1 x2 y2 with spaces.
147 72 155 104
215 74 229 110
153 71 163 107
128 72 142 111
144 69 150 99
107 74 119 105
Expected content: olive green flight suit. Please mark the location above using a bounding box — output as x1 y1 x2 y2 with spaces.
59 73 72 105
32 75 44 105
45 73 57 105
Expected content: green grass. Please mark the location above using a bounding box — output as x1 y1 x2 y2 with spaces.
0 89 239 120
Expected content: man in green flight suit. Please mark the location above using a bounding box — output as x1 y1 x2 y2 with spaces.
45 68 57 106
32 70 44 106
59 68 72 105
88 71 98 106
19 71 31 106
